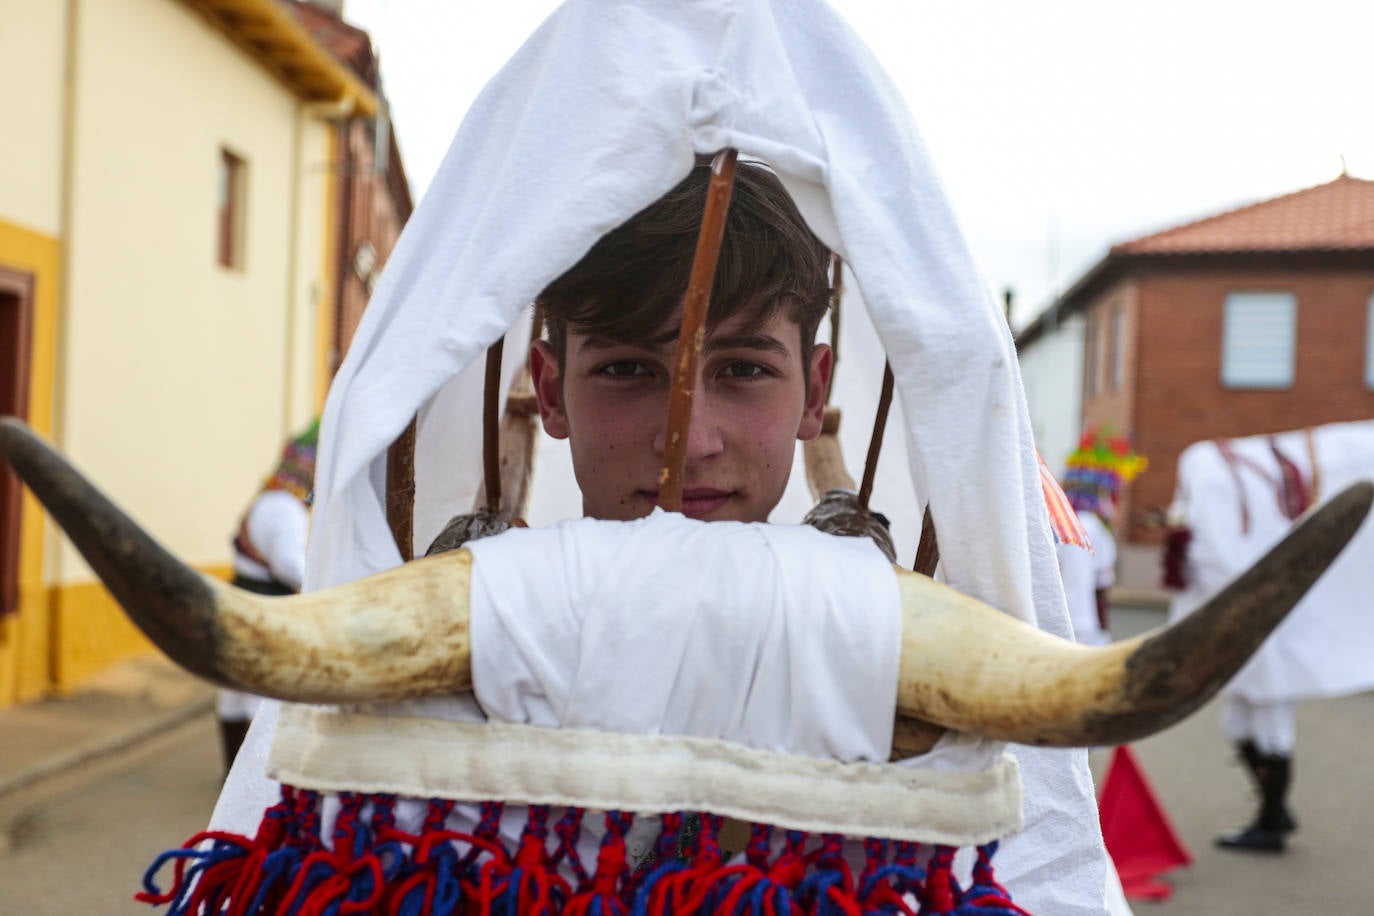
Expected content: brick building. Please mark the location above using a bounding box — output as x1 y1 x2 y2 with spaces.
1017 174 1374 559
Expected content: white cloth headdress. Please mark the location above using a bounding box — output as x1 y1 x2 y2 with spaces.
209 2 1113 912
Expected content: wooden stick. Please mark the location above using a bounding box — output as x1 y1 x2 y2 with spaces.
856 362 894 509
474 361 539 519
825 256 842 404
482 338 504 513
385 416 418 561
658 148 738 512
913 505 940 577
802 407 857 499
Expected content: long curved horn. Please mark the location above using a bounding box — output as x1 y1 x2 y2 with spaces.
4 417 1368 746
0 417 471 702
894 480 1372 747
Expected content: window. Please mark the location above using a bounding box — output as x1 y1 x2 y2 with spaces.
217 148 247 269
1366 294 1374 388
1222 291 1295 388
1107 306 1124 391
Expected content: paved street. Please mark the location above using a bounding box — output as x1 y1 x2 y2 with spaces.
1 609 1372 913
0 717 222 915
1094 606 1374 913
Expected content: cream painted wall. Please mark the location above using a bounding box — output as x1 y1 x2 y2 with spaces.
56 0 328 579
1018 313 1085 476
285 117 331 432
0 0 66 235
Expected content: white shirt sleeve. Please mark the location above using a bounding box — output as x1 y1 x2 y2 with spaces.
244 490 310 591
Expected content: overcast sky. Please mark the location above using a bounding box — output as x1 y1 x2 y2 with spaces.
343 0 1374 328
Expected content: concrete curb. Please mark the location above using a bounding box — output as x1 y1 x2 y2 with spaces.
0 696 215 800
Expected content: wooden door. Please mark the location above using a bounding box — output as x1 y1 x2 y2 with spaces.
0 267 33 617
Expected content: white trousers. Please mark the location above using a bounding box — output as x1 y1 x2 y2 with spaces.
1220 696 1296 755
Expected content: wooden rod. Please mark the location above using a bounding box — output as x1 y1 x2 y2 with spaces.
913 505 940 576
658 148 738 512
802 407 857 500
482 338 504 513
857 362 894 509
385 416 418 561
826 255 843 404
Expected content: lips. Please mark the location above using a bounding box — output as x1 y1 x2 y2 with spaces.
641 488 734 519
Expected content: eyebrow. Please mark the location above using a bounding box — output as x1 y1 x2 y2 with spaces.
579 330 680 353
577 332 792 361
704 334 792 361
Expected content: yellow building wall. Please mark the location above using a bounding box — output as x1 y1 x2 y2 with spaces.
0 222 60 706
291 118 332 426
39 0 329 691
315 128 339 412
0 0 64 703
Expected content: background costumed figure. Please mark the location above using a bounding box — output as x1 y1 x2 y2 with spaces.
1166 420 1374 854
1056 432 1147 646
217 419 317 774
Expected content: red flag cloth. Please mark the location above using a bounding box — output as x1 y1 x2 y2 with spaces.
1098 745 1193 901
1038 451 1092 550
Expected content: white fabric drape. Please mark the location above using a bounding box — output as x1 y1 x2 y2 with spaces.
215 2 1113 911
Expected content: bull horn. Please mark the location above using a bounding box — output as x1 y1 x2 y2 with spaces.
894 479 1372 747
0 417 472 703
5 416 1369 748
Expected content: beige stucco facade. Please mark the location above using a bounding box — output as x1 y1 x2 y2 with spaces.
0 0 354 702
0 2 67 237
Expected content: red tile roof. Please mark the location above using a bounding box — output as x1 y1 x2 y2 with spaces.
1113 174 1374 256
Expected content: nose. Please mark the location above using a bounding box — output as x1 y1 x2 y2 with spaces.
652 376 724 465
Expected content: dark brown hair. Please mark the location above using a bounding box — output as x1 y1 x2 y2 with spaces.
537 160 832 364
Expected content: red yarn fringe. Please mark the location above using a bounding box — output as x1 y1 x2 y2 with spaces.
138 787 1030 915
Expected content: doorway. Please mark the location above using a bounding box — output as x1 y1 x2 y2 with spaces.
0 267 34 618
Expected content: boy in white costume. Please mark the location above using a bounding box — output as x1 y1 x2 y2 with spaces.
108 3 1167 912
219 152 1117 912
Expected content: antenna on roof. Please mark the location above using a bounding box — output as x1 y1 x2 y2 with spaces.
1339 153 1349 177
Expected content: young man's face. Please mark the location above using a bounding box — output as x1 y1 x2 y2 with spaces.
530 309 832 523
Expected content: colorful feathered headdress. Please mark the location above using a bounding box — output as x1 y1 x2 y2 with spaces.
1062 430 1147 521
262 418 319 506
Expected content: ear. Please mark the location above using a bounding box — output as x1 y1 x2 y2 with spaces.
796 343 833 441
529 339 570 440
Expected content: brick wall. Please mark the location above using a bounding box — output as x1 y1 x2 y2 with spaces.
333 121 408 367
1120 266 1374 543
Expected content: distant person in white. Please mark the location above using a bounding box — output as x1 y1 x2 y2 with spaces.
1058 510 1117 646
1055 433 1147 646
217 420 316 775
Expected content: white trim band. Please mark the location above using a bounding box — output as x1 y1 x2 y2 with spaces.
271 707 1023 846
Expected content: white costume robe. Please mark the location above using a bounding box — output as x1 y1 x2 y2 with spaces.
1169 421 1374 704
214 2 1116 911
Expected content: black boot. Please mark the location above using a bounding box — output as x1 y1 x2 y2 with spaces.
1235 741 1297 833
1216 747 1294 853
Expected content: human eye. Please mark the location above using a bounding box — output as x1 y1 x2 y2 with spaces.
719 359 771 380
596 359 652 379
